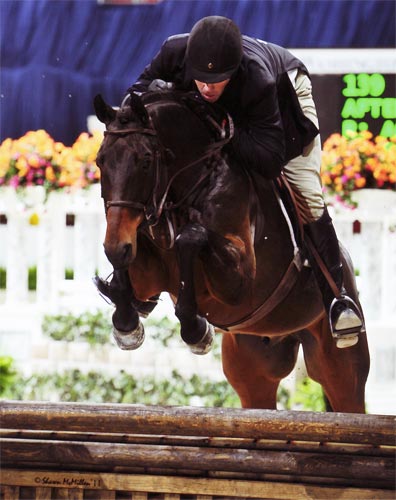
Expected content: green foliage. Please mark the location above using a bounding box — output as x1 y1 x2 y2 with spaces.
146 315 181 347
291 377 326 411
277 384 292 410
2 351 324 410
42 310 111 345
28 266 37 290
41 310 222 358
65 268 74 280
0 267 6 289
0 356 17 397
7 368 241 407
6 367 324 410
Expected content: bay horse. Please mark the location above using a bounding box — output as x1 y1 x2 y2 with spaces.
93 91 370 412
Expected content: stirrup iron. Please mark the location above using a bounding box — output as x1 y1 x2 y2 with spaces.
329 296 365 348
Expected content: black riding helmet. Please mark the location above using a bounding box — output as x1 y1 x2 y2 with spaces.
186 16 243 83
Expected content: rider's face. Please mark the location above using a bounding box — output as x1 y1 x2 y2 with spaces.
194 79 230 103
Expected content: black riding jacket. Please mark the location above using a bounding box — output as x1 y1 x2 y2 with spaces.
129 35 319 179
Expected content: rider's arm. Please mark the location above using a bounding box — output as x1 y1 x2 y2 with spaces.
225 79 285 179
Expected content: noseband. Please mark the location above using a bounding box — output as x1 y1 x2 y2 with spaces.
103 126 226 226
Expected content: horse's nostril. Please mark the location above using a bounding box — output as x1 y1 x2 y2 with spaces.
104 242 133 268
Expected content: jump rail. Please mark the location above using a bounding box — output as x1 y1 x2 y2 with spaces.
1 401 395 500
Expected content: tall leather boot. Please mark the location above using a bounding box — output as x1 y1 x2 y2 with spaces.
304 207 364 347
93 270 159 318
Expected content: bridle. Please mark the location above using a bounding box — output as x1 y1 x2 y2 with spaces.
102 126 227 227
103 127 162 222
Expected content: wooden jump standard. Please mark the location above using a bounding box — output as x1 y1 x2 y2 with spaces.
1 401 395 499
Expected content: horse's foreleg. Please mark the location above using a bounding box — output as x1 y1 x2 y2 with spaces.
103 269 144 351
112 302 144 351
222 333 300 409
175 223 214 354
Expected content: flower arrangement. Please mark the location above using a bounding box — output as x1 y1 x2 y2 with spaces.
0 129 102 198
321 130 396 207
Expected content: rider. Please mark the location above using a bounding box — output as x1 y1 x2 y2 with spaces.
95 15 364 344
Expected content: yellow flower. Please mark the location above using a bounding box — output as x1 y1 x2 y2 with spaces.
29 212 40 225
16 156 28 171
45 166 56 182
28 155 40 168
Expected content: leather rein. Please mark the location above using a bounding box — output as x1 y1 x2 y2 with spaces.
103 127 226 227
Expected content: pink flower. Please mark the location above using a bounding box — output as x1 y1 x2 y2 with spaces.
10 175 19 187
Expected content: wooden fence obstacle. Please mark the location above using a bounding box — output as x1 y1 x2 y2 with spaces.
1 401 395 499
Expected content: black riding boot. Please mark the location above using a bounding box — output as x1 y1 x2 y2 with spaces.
93 270 159 318
304 207 364 347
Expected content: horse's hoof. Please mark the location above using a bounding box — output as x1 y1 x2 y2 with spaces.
187 321 214 355
336 335 359 349
112 321 145 350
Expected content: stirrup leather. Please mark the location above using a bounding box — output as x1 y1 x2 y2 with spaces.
329 295 365 339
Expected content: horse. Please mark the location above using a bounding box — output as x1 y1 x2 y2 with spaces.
93 90 370 413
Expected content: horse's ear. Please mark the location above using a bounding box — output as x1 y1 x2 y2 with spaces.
129 92 150 128
93 94 117 125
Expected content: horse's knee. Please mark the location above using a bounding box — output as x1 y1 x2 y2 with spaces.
176 223 208 255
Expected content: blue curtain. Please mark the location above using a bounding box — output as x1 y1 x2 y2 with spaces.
1 0 394 145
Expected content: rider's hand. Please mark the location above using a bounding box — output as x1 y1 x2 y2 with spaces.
182 92 234 143
148 79 175 92
220 113 234 141
204 108 234 143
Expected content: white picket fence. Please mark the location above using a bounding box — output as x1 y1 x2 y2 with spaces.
0 185 109 308
328 190 396 415
0 186 395 413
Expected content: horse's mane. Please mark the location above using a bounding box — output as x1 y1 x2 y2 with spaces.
139 89 210 109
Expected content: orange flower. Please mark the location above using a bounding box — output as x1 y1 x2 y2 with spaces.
355 177 366 188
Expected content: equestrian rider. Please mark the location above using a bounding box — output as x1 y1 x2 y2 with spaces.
95 16 364 346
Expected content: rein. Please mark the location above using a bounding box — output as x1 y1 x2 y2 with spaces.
103 127 227 225
104 128 157 137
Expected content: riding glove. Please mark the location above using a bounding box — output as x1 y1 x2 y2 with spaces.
148 79 175 92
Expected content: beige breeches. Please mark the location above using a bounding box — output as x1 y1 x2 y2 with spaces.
283 70 325 223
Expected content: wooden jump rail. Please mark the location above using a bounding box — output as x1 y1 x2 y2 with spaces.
1 401 395 499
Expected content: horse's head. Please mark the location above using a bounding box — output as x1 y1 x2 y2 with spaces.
94 91 220 270
94 93 166 269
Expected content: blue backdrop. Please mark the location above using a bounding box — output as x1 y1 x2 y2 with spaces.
1 0 394 144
